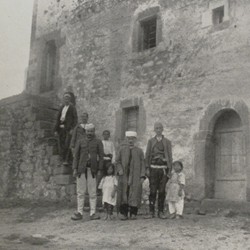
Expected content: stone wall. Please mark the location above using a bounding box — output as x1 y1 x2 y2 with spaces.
25 0 250 199
0 93 75 201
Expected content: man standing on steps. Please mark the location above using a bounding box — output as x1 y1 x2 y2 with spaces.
71 123 104 221
70 112 89 155
54 92 78 165
145 122 172 219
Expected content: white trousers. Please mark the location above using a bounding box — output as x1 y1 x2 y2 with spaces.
77 168 97 216
168 199 184 215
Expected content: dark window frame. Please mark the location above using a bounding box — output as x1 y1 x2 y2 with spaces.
40 40 57 93
122 106 139 139
132 6 162 53
212 6 224 25
140 16 157 51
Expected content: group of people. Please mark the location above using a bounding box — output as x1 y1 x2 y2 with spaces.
54 92 186 221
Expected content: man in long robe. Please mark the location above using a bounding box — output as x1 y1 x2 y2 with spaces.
116 131 146 220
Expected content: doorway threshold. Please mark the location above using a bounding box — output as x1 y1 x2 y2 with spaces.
200 199 250 215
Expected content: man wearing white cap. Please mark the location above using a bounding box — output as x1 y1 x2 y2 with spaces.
116 131 146 220
71 123 104 221
54 92 78 165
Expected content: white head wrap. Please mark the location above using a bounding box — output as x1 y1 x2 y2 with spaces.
63 92 71 98
85 123 95 130
125 131 137 138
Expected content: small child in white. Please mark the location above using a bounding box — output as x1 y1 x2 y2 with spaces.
98 163 118 220
166 161 185 219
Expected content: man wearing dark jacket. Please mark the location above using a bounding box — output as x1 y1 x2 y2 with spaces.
54 92 78 165
145 122 172 219
71 123 104 221
70 112 89 154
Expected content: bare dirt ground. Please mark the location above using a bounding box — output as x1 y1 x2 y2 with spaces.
0 203 250 250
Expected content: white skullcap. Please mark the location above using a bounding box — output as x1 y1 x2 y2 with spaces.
85 123 95 130
63 92 71 98
125 131 137 138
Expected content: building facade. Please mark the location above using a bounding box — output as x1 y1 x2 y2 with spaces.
1 0 250 202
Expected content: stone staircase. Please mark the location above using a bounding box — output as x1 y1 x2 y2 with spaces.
30 94 103 206
30 94 77 199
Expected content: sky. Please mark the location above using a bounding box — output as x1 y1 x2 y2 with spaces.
0 0 34 100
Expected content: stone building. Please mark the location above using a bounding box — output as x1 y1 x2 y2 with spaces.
1 0 250 207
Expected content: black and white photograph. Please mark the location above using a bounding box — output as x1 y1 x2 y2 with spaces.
0 0 250 249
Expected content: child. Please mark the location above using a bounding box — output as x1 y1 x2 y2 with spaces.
166 161 185 219
102 130 116 165
98 163 118 220
97 130 116 194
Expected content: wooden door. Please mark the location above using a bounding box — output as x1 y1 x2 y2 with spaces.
214 111 246 201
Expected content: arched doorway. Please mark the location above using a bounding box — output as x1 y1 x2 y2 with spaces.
194 99 250 201
213 110 246 201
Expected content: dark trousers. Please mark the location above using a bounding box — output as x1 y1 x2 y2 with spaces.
58 128 72 163
104 202 114 215
120 204 138 217
149 168 169 214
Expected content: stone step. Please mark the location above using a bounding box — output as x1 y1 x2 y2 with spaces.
38 121 54 130
200 199 250 214
32 107 58 122
37 129 54 139
50 155 60 167
54 166 73 175
54 174 75 185
65 184 76 196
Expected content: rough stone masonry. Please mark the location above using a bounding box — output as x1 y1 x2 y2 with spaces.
1 0 250 204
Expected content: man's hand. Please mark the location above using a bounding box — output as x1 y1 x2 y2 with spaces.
111 189 116 198
97 170 102 177
73 169 78 178
54 131 58 137
117 170 123 176
146 168 150 177
69 129 73 135
153 155 161 159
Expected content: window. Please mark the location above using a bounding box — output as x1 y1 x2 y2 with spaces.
140 17 157 50
212 6 224 25
132 7 162 52
115 98 146 142
124 106 139 135
40 40 57 93
201 0 229 29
